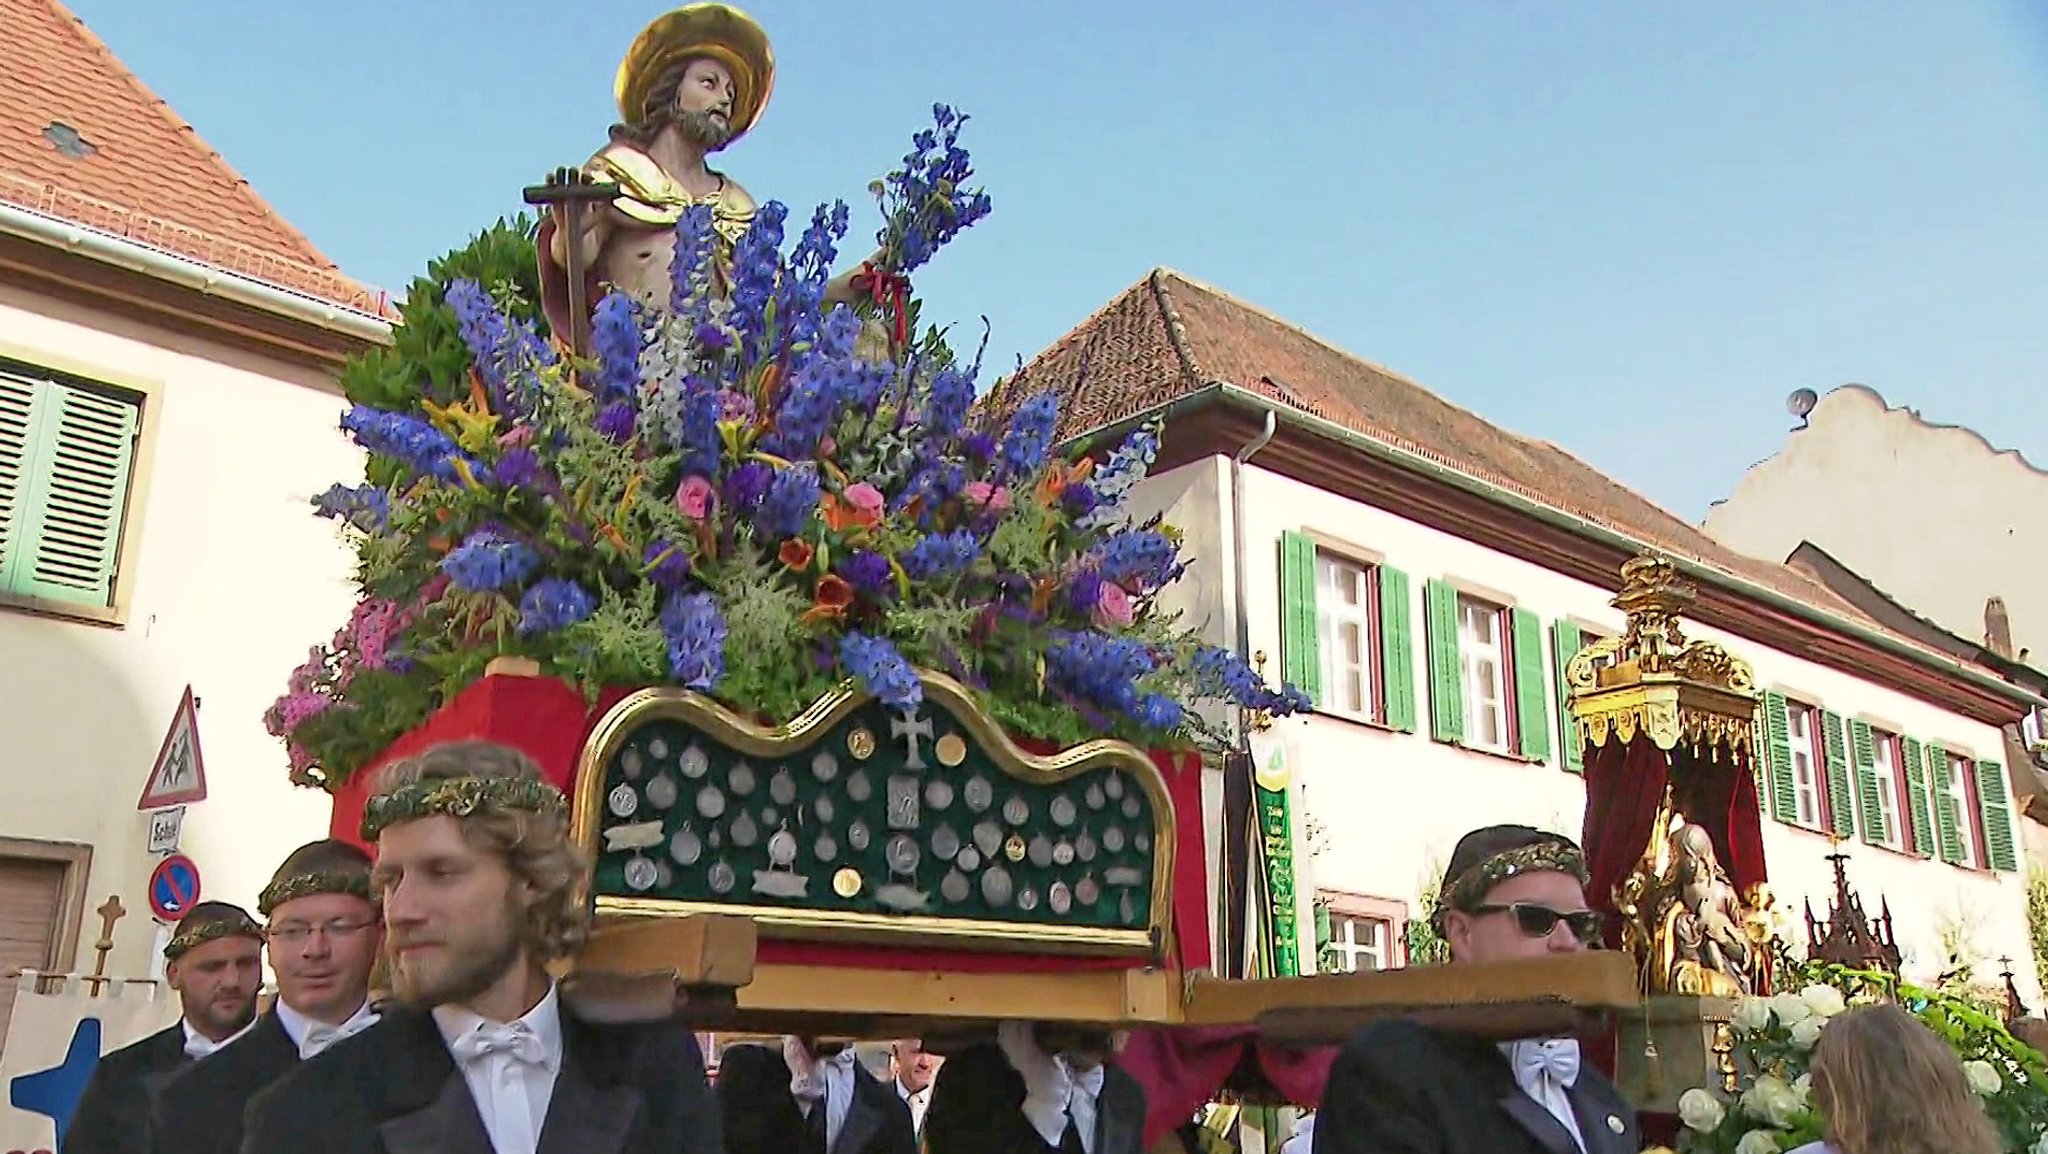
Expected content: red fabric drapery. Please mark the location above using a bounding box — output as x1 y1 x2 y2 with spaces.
1113 1026 1336 1150
328 675 1211 975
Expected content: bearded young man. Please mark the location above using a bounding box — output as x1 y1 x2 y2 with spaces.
152 840 383 1154
716 1035 917 1154
62 903 264 1154
1312 825 1640 1154
238 740 721 1154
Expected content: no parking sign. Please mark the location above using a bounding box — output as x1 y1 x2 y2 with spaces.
147 854 201 923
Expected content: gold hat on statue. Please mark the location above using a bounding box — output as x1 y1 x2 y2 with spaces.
616 3 776 142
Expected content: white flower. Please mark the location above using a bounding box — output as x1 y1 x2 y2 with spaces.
1964 1059 2002 1096
1731 996 1773 1032
1677 1088 1727 1132
1799 984 1847 1019
1735 1128 1782 1154
1769 992 1813 1027
1792 1073 1813 1103
2031 1130 2048 1154
1789 1017 1825 1050
1741 1074 1804 1129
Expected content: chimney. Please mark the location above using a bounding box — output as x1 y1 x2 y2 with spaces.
1986 596 2016 659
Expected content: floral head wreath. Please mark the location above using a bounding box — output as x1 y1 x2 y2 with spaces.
1437 839 1590 921
258 869 374 917
360 775 567 841
164 910 264 961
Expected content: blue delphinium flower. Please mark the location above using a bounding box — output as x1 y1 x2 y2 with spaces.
341 407 480 486
920 366 975 447
838 549 893 596
660 591 726 690
444 278 553 418
676 375 723 477
310 483 389 533
1094 529 1179 590
440 529 541 593
589 292 642 409
757 466 822 539
897 530 980 581
518 579 596 634
728 201 789 356
1044 630 1158 721
1189 644 1313 715
670 204 718 324
1081 420 1162 527
880 105 993 274
995 392 1059 481
840 632 923 710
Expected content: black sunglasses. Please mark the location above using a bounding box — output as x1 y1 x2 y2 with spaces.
1471 902 1606 943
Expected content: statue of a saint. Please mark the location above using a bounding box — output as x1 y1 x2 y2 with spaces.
537 4 877 346
1660 822 1756 997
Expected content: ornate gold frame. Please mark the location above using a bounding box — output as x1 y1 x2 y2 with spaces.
1565 553 1761 758
570 670 1179 960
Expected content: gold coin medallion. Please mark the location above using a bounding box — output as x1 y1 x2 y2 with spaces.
1004 833 1027 863
847 727 877 760
935 733 968 767
833 868 863 898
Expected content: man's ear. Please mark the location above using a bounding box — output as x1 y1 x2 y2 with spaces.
1441 909 1473 956
164 959 184 991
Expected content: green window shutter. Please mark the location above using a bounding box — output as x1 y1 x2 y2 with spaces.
1379 566 1417 733
1977 760 2020 873
1424 580 1464 744
1279 532 1321 707
1820 710 1855 839
0 370 49 591
3 377 139 607
1928 742 1964 865
1763 691 1798 823
1848 719 1886 846
1510 608 1550 762
1551 620 1585 774
1901 738 1936 859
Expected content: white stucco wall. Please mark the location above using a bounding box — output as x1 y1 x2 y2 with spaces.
1133 455 2041 1002
0 284 364 978
1704 384 2048 664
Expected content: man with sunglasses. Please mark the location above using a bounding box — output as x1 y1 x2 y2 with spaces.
152 840 384 1154
1313 825 1639 1154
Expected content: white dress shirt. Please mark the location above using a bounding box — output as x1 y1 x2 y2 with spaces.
895 1079 932 1135
182 1017 257 1060
276 998 380 1059
1499 1038 1587 1153
433 983 565 1154
785 1037 857 1152
997 1021 1106 1154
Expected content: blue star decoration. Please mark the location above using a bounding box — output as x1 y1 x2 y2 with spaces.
9 1017 101 1149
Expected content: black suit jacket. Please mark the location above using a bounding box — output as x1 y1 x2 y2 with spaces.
151 1012 298 1154
922 1041 1145 1154
62 1023 192 1154
236 1004 720 1154
1312 1020 1639 1154
716 1044 918 1154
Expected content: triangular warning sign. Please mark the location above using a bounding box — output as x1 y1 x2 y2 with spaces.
139 686 207 810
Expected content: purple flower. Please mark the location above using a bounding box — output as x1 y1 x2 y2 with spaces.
838 549 893 596
1067 569 1104 616
724 461 773 512
996 392 1059 480
494 447 542 489
716 388 755 424
1062 484 1100 520
594 401 637 444
961 430 997 464
897 530 980 581
643 540 692 589
758 466 821 539
518 579 596 634
694 323 732 353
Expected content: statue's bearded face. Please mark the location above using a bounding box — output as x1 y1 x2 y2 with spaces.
667 57 736 149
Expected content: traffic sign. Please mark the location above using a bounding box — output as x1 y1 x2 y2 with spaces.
147 854 202 923
146 807 185 855
138 687 207 810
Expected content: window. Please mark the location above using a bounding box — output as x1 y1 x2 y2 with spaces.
1785 702 1827 829
0 362 143 612
1317 892 1407 974
2024 706 2046 754
1944 753 1984 869
1314 552 1381 723
1457 595 1510 752
1870 729 1906 852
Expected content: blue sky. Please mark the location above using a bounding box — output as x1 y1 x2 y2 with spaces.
65 1 2048 522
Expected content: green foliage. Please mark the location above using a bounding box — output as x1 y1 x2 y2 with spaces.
2028 866 2048 987
1403 863 1451 966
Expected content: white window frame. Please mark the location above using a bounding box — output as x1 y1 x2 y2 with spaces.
1870 731 1904 851
1786 702 1823 829
1946 754 1980 868
1313 552 1379 724
1456 595 1509 753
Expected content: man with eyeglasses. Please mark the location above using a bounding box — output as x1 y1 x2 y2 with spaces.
63 903 265 1154
1312 825 1639 1154
151 840 383 1154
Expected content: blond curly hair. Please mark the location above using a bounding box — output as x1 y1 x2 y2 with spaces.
372 741 592 963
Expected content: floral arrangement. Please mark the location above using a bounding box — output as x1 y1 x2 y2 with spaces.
266 106 1311 789
1674 965 2048 1154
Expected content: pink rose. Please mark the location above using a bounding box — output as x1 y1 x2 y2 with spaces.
843 482 886 520
964 481 1013 512
675 475 716 519
1093 581 1135 628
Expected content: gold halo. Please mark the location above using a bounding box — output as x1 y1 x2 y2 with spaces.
615 4 776 143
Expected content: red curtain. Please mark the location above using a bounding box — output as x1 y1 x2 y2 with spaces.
1114 1025 1336 1149
329 676 1211 975
1580 739 1670 948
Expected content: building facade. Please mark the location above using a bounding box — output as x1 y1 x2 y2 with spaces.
0 0 388 1041
991 270 2046 1004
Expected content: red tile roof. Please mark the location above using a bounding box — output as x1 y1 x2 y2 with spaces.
0 0 390 316
984 268 1958 652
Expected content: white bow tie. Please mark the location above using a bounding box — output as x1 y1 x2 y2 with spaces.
998 1022 1107 1151
183 1034 224 1060
786 1040 854 1102
449 1022 547 1068
300 1014 378 1059
1509 1038 1582 1091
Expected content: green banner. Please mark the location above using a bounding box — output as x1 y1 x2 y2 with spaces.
1257 782 1299 978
